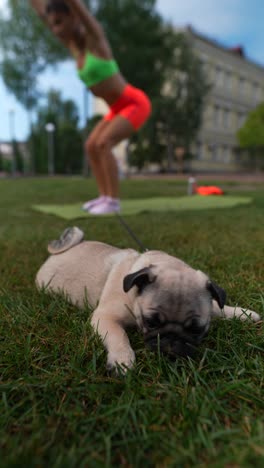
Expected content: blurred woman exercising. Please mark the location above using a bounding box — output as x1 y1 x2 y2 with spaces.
31 0 152 214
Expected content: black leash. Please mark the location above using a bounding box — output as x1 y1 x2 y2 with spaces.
115 213 148 252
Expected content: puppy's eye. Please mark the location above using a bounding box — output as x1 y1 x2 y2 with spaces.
145 313 162 329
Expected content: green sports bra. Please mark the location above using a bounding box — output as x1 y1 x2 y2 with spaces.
77 52 119 87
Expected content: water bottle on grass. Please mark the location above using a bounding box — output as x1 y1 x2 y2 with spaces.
188 177 196 195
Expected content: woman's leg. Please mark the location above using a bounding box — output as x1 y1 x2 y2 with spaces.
94 115 134 198
85 118 112 196
86 86 151 201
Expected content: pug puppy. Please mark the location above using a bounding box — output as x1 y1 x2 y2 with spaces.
36 227 261 372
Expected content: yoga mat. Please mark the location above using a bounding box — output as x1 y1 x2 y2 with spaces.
32 196 253 220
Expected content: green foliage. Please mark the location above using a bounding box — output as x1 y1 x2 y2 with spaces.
129 33 209 169
0 147 3 172
95 0 172 96
0 0 68 109
160 33 210 145
57 121 83 174
30 90 83 174
0 158 12 173
0 142 23 174
237 103 264 170
13 140 24 173
237 103 264 150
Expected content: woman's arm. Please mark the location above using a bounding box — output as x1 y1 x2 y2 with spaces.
66 0 104 41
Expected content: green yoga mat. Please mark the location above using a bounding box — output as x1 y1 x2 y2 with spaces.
32 196 252 220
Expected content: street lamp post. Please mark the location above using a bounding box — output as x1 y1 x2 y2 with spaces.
82 87 90 176
45 122 55 176
9 108 17 176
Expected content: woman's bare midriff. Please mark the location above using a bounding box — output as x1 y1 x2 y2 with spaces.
89 73 128 105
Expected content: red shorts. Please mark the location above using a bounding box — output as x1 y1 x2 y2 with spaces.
104 84 152 130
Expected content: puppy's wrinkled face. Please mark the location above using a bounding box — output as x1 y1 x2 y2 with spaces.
123 265 226 359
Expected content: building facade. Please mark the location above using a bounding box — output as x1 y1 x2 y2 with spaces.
187 27 264 172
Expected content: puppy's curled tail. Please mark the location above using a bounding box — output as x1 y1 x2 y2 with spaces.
48 227 84 255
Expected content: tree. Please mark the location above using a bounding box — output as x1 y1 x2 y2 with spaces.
13 141 24 173
0 0 71 106
30 90 83 174
95 0 174 97
238 103 264 148
129 32 209 171
0 0 69 171
237 103 264 170
0 146 3 172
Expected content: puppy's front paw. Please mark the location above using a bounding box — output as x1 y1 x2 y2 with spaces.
247 311 261 322
107 348 135 374
223 305 262 322
238 309 261 322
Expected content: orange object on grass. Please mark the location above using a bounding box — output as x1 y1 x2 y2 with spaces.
196 186 224 196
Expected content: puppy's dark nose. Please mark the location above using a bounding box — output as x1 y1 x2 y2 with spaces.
144 333 197 359
184 318 206 337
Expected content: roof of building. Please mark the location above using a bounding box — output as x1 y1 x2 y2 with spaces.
185 25 264 72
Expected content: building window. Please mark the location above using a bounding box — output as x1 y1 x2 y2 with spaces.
209 145 218 162
231 111 237 129
239 77 246 95
223 109 231 129
199 58 208 73
253 83 259 101
214 105 222 127
195 142 203 160
223 109 227 128
249 82 255 101
237 112 246 129
255 84 263 102
203 105 212 128
235 150 241 163
225 71 232 91
216 146 222 161
216 66 224 87
222 146 230 164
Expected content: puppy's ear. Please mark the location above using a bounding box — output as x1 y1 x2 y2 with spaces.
207 280 226 309
123 267 156 293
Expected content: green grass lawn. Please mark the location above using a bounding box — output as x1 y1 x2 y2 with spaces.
0 177 263 467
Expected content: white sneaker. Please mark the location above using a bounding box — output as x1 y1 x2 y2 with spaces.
89 198 121 215
82 196 106 211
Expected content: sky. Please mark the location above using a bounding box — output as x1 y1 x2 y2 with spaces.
1 0 264 141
